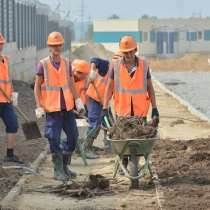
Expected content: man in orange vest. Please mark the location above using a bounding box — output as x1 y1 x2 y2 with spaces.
0 33 22 164
103 36 159 173
34 32 85 181
72 59 90 111
84 57 110 159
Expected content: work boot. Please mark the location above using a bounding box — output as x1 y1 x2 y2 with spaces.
52 152 69 182
85 148 99 159
83 137 99 159
4 155 24 165
63 153 77 179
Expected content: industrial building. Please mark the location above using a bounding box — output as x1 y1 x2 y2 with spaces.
93 18 210 57
0 0 73 50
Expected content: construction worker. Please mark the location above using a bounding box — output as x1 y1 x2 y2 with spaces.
72 59 90 111
84 57 110 159
0 33 22 164
34 31 85 181
103 35 159 173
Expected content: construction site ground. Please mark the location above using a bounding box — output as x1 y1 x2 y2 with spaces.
1 80 210 210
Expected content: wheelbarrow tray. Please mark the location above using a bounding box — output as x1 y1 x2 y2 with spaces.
107 137 159 156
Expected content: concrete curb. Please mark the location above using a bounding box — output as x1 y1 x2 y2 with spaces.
152 75 210 124
0 144 49 208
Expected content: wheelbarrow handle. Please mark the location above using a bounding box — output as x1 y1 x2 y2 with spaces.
0 86 29 122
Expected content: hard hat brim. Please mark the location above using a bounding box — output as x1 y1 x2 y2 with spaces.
120 47 137 53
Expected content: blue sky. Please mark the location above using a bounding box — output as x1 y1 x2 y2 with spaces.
40 0 210 21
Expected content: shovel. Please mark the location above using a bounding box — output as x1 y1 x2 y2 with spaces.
0 86 42 140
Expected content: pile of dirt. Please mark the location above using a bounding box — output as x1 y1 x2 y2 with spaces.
153 138 210 210
71 42 114 61
110 116 157 139
149 53 210 71
31 174 111 199
0 80 46 201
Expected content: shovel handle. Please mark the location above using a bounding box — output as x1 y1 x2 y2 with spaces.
0 86 29 122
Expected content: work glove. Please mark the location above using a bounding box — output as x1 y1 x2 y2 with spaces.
151 107 159 127
75 98 85 116
11 92 18 107
35 107 45 119
88 70 97 82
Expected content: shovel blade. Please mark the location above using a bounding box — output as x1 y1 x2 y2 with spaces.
21 122 42 140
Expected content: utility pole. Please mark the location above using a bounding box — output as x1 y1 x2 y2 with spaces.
80 0 84 41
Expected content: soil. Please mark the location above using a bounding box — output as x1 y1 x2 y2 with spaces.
110 116 157 139
149 53 210 72
153 138 210 210
71 42 114 61
0 80 46 201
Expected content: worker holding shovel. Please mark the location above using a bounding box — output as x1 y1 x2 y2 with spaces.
84 57 110 159
34 32 85 182
103 36 159 174
0 33 23 164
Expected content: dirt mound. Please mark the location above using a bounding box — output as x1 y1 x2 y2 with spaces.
153 138 210 210
110 116 157 139
150 53 210 71
71 42 114 61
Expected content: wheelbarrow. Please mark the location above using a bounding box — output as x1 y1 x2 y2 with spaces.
107 136 159 189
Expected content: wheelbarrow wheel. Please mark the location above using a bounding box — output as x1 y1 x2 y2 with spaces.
129 154 139 189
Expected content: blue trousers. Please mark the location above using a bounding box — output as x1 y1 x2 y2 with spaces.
44 110 79 153
0 103 19 133
87 97 102 139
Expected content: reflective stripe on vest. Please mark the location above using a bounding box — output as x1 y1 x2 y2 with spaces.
0 80 11 84
41 57 70 91
113 58 148 94
39 56 74 112
86 71 108 102
113 58 150 117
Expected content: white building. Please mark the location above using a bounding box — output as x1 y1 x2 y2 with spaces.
93 18 210 57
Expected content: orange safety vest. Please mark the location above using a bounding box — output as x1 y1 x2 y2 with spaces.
0 56 12 103
40 56 74 112
86 72 108 103
74 79 87 105
113 58 150 117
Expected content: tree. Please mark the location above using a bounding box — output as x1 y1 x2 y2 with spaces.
108 14 120 19
141 14 149 19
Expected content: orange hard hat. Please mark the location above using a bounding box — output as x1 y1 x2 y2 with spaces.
119 36 137 52
72 59 90 74
112 49 123 59
0 33 5 44
47 31 64 45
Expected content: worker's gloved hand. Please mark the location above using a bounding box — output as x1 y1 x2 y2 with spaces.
151 107 159 127
101 109 111 129
75 98 85 116
35 107 45 119
88 70 97 82
11 92 19 107
101 109 109 118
